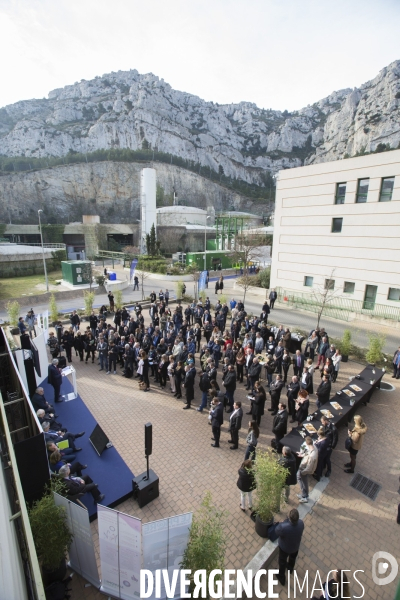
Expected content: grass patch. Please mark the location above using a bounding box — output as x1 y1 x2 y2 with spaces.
0 271 63 300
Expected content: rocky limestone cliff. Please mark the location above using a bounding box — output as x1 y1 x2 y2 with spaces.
1 61 399 185
0 161 270 224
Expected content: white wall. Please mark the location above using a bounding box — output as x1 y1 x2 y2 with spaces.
140 168 157 237
270 149 400 307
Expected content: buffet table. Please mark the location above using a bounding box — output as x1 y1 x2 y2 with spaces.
279 364 385 454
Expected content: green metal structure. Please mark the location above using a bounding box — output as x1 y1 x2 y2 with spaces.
186 250 240 270
61 260 92 285
215 216 244 250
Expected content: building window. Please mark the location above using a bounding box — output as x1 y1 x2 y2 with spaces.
325 279 335 290
356 178 369 203
335 182 346 204
379 177 395 202
388 288 400 301
331 217 343 233
344 281 355 294
304 276 314 287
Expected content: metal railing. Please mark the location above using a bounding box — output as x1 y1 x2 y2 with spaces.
276 287 400 323
12 242 66 250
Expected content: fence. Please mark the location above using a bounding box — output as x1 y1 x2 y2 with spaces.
276 287 400 323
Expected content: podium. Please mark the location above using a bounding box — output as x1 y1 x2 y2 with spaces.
61 366 78 402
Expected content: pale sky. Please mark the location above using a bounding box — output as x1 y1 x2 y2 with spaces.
1 0 400 111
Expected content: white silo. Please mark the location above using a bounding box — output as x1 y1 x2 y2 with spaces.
140 168 157 252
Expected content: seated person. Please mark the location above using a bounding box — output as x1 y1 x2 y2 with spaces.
58 464 105 504
47 441 76 464
31 387 54 415
49 449 87 477
37 409 64 432
42 421 85 452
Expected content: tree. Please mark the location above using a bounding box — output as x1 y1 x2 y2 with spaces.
236 274 256 305
186 264 201 301
138 269 150 300
311 269 342 327
49 293 59 324
145 223 160 257
80 261 93 291
231 232 265 302
180 492 228 598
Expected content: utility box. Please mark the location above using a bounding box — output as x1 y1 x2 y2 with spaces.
61 260 92 285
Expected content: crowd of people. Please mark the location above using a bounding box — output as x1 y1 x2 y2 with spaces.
20 282 397 590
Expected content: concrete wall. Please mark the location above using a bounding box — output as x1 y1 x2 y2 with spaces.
270 149 400 307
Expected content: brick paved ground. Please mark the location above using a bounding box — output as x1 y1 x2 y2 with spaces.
57 315 399 600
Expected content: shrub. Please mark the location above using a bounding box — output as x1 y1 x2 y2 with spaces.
6 300 20 327
253 448 288 522
176 281 184 299
49 293 59 324
259 267 271 289
180 492 227 597
83 290 95 315
341 329 352 356
366 334 386 365
114 290 123 310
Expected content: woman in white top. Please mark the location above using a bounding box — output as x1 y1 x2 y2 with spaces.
167 355 176 393
332 349 342 382
306 358 315 393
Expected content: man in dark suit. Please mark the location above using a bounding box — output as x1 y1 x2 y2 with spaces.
247 357 262 393
222 365 237 412
275 508 305 586
59 464 104 503
210 397 223 447
48 358 63 403
244 349 254 389
183 364 196 409
228 401 243 450
287 376 300 422
31 387 54 415
42 421 84 451
278 447 297 500
272 402 288 453
269 289 277 309
269 374 284 415
316 374 331 409
292 350 305 378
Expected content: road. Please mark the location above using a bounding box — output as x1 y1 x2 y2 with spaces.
1 273 398 354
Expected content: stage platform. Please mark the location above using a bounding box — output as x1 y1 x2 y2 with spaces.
41 377 134 521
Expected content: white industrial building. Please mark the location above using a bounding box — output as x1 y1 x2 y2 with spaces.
270 149 400 314
156 205 211 226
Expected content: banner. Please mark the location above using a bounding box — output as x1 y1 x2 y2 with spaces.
98 505 142 600
53 492 100 588
198 270 207 292
142 513 192 600
130 259 138 283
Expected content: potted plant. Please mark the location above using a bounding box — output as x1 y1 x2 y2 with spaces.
340 329 352 362
252 449 288 538
28 489 73 584
83 290 95 320
114 289 123 312
49 293 59 326
366 333 386 366
180 491 227 598
6 300 21 335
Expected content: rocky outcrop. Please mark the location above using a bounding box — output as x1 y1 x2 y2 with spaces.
0 161 269 224
1 61 399 186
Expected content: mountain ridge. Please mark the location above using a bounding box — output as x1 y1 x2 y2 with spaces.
1 60 400 185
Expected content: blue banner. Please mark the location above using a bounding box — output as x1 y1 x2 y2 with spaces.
130 258 138 282
198 270 207 291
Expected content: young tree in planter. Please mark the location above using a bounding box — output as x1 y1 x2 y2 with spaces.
253 449 288 538
83 290 95 317
80 261 93 291
49 293 59 325
340 329 352 362
29 491 73 573
138 269 150 301
180 491 228 598
311 269 342 328
366 333 386 365
114 289 123 311
6 300 21 332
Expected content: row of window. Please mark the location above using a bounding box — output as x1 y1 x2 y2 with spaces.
303 276 400 300
335 177 395 204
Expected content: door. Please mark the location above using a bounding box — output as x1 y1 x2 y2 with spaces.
363 285 377 310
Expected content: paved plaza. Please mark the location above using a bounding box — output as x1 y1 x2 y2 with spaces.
54 319 399 599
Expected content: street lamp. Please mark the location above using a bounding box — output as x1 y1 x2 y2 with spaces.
38 210 49 292
204 215 211 271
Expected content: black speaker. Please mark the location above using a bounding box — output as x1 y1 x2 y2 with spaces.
132 469 159 508
20 334 31 350
145 422 152 456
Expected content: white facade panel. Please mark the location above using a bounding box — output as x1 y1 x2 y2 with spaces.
271 149 400 309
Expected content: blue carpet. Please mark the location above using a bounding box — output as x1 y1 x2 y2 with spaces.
41 377 134 521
